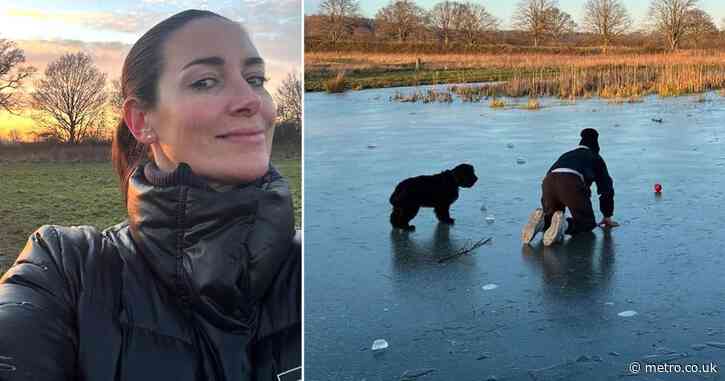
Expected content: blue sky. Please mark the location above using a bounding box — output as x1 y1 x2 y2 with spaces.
304 0 725 30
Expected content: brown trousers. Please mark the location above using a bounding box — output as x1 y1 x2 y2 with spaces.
541 172 597 235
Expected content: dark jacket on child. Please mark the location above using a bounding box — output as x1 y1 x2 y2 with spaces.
548 145 615 218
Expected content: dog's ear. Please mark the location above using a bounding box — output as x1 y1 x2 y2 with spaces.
451 165 467 185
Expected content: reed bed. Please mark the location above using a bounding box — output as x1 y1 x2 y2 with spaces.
306 50 725 72
505 64 725 98
388 63 725 103
309 50 725 100
324 71 348 93
526 98 541 109
489 97 505 108
390 89 453 103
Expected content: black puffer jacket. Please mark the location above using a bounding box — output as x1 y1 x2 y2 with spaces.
0 163 301 381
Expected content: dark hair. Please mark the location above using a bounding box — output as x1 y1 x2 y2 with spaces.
112 9 233 200
579 128 600 154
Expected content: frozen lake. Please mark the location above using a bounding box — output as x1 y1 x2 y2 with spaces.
304 86 725 380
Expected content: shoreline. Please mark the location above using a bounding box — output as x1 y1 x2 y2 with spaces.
305 51 725 97
305 67 524 92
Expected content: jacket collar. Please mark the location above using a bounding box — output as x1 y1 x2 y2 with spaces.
126 161 295 333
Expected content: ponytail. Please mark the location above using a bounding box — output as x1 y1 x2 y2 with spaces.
112 118 148 201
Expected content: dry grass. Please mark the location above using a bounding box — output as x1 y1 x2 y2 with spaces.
450 85 488 102
310 50 725 100
306 50 725 72
389 63 725 103
489 97 505 108
390 89 453 103
607 95 644 104
324 71 348 93
526 98 541 110
504 64 725 98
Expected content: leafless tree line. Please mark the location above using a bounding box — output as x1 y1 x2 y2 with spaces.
318 0 499 46
0 40 302 144
313 0 721 51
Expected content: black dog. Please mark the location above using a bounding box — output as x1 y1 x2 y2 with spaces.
389 164 477 231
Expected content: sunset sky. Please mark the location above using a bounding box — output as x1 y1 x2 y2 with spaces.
0 0 301 139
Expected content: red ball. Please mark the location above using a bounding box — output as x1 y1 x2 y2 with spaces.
654 183 662 193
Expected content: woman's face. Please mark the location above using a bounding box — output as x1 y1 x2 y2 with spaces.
145 17 276 183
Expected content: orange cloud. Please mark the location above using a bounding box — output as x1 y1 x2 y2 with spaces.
17 39 129 88
4 8 164 34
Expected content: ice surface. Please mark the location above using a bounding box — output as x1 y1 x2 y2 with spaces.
305 88 725 380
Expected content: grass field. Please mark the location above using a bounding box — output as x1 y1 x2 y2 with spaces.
305 50 725 97
0 157 301 275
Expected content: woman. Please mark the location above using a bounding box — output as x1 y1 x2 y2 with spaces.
0 10 300 381
521 128 619 246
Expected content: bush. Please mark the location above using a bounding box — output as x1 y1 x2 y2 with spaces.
324 72 348 93
525 98 541 110
490 97 505 108
304 38 666 56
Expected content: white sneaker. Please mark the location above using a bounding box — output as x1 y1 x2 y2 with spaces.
543 211 568 246
521 208 545 244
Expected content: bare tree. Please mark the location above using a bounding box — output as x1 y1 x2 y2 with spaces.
457 2 499 45
109 78 123 111
0 39 36 114
319 0 360 43
108 78 124 126
583 0 631 52
275 72 302 123
84 107 112 143
546 7 576 42
375 0 426 42
685 8 717 48
429 1 464 47
513 0 558 47
31 52 107 144
649 0 698 51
